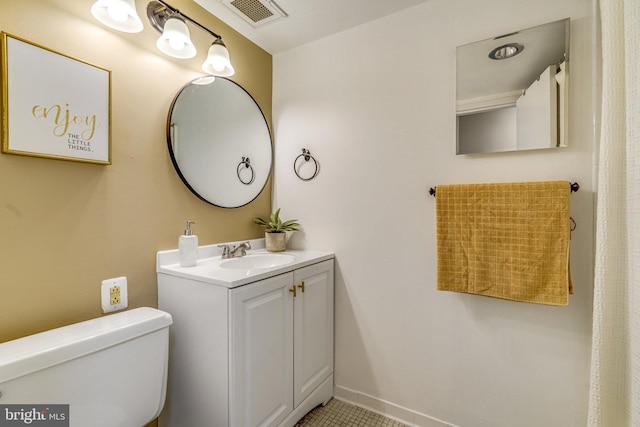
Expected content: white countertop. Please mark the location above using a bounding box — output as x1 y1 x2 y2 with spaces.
157 239 334 288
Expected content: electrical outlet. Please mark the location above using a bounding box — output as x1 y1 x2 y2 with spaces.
110 285 121 305
101 276 128 313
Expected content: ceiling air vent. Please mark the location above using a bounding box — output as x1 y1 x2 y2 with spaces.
221 0 287 27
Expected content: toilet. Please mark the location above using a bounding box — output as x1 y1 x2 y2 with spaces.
0 307 172 427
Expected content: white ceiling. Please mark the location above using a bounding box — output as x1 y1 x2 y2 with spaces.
193 0 432 55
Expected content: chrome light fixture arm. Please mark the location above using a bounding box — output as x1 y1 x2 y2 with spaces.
147 0 222 40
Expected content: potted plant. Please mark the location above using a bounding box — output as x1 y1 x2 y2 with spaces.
253 208 300 252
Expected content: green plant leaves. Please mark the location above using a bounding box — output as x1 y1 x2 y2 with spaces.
253 208 300 233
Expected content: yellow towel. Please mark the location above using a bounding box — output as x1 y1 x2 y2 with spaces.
436 181 572 306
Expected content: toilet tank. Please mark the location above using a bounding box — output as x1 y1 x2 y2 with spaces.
0 307 173 427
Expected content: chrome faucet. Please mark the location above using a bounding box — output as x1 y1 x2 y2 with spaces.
230 241 251 257
218 241 251 259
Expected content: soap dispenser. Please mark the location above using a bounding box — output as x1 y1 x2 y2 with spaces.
179 221 198 267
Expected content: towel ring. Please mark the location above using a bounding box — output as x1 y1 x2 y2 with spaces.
294 148 319 181
237 157 255 185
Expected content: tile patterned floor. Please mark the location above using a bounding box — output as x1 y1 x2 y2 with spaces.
295 399 410 427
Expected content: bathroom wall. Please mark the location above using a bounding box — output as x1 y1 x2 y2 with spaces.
273 0 596 426
0 0 271 344
458 107 517 154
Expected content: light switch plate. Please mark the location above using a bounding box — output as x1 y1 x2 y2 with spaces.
101 276 128 313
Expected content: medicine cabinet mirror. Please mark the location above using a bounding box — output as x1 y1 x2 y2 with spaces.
456 18 569 155
167 77 272 208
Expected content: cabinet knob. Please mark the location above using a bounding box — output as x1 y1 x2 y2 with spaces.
289 286 297 297
298 281 305 293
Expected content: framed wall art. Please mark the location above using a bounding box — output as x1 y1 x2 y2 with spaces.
1 32 111 164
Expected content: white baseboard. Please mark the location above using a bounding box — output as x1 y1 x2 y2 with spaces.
334 385 456 427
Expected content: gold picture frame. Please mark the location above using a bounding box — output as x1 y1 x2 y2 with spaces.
1 32 111 164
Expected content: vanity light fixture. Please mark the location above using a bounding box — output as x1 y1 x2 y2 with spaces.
91 0 144 33
488 43 524 60
202 39 234 77
155 13 196 59
91 0 235 76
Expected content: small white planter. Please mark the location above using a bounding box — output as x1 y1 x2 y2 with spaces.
265 232 287 252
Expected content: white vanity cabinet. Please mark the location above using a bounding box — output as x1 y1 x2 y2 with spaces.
157 245 334 427
230 260 334 427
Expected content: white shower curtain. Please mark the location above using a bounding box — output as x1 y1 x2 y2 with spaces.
588 0 640 425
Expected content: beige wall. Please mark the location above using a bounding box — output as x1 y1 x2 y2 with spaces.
0 0 272 343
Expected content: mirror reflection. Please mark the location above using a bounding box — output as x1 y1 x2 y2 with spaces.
168 77 272 208
456 18 569 154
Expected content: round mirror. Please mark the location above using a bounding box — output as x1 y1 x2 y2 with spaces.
167 77 272 208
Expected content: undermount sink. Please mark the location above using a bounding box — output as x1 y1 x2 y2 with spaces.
220 253 296 270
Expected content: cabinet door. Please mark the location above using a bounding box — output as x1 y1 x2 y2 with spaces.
230 273 294 427
293 260 334 407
